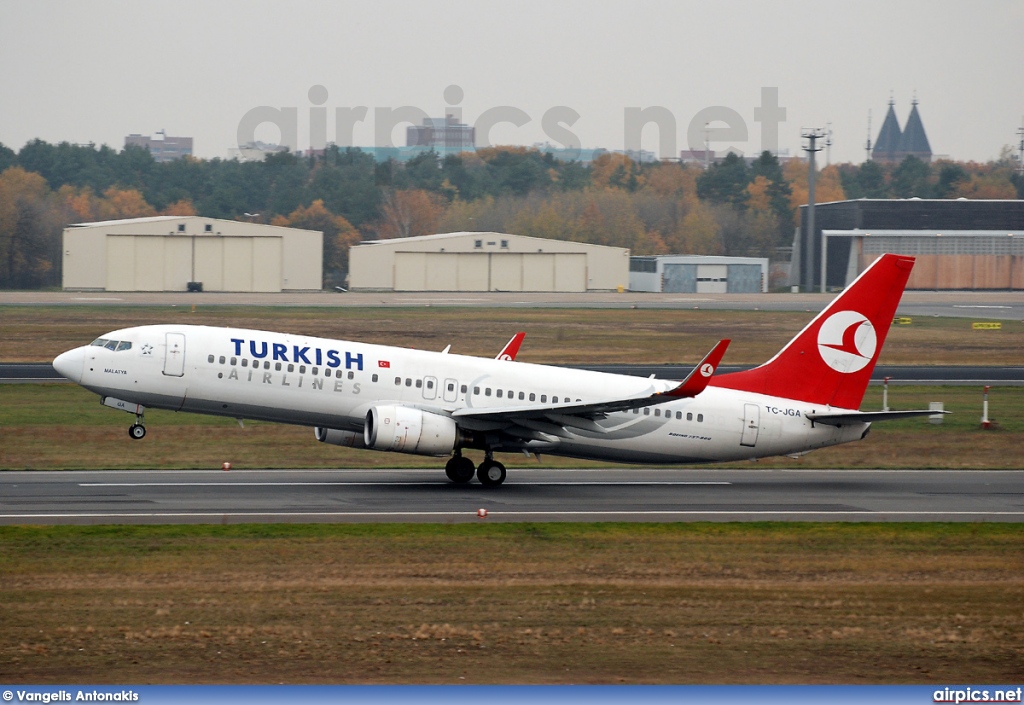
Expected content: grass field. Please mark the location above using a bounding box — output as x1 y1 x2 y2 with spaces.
3 305 1022 685
4 304 1023 365
1 523 1021 684
1 383 1022 470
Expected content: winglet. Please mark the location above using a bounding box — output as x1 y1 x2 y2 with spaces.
496 332 526 361
661 339 731 398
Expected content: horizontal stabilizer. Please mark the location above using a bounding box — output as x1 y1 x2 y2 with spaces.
806 409 949 426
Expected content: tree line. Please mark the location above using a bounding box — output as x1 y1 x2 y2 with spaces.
0 138 1021 289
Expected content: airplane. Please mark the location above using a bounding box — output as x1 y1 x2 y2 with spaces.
52 253 937 486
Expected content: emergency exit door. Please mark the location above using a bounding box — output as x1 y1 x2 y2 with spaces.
163 333 186 377
740 403 760 447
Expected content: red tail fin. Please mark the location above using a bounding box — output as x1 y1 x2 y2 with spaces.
710 254 915 409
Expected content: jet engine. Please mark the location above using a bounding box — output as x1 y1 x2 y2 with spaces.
364 405 458 456
314 426 367 448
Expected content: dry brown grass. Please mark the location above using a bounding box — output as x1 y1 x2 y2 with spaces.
1 523 1022 684
4 305 1023 364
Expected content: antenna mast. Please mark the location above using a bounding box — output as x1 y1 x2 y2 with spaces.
865 110 872 162
1017 118 1024 175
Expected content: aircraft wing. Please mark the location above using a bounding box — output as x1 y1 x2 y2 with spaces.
806 409 949 426
452 340 730 424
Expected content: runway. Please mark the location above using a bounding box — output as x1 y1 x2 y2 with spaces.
1 468 1022 525
4 289 1024 319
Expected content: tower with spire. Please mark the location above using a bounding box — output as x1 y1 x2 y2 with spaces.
870 96 932 163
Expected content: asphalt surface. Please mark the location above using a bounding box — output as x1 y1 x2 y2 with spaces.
4 362 1023 385
4 289 1024 319
1 468 1021 525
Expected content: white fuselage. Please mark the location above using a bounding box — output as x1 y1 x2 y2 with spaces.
62 324 868 464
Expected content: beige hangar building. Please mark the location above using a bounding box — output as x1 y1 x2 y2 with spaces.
62 216 322 292
349 232 630 292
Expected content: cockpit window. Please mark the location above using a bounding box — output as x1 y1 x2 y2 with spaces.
115 341 132 352
91 338 133 351
90 338 109 347
104 340 119 351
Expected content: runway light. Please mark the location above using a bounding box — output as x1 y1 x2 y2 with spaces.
477 508 488 518
222 462 232 471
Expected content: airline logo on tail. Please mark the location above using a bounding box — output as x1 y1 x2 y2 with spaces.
817 311 877 373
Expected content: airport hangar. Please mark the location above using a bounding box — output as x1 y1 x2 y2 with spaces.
348 231 630 292
629 255 769 293
62 216 323 292
793 199 1024 291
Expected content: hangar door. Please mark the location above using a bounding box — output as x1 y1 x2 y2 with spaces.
106 235 282 292
393 252 587 292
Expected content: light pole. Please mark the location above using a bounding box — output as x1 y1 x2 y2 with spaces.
801 128 826 293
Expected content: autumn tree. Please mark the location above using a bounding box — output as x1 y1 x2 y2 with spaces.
376 189 444 240
273 199 360 285
0 167 60 288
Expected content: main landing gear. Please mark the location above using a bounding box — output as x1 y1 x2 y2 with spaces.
444 450 507 486
128 413 146 440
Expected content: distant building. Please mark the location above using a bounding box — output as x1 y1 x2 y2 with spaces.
792 199 1024 291
406 116 475 153
630 255 769 293
871 98 932 163
62 216 322 292
125 131 193 163
228 141 289 162
349 232 628 292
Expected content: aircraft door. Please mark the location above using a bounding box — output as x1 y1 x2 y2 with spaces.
422 376 438 400
163 333 186 377
443 378 458 403
740 403 760 447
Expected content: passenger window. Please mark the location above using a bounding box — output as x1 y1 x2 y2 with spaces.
274 362 281 371
633 408 639 414
219 356 226 364
116 341 132 352
395 377 401 385
496 390 503 398
461 384 467 393
372 374 378 383
299 365 306 374
655 409 661 417
406 378 412 387
518 392 525 400
242 359 249 368
264 361 270 369
447 383 454 392
529 393 535 401
231 357 237 365
474 386 480 395
311 366 317 375
415 379 422 388
540 395 547 403
643 408 650 416
676 411 682 420
485 388 492 397
208 355 214 363
287 364 294 372
507 390 513 398
552 396 559 403
687 413 693 421
697 414 704 422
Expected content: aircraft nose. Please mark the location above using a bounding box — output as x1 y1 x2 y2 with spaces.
53 347 85 384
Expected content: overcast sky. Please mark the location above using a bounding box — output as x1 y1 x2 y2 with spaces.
2 0 1022 165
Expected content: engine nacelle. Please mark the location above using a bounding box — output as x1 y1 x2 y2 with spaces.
364 405 458 456
314 426 367 448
